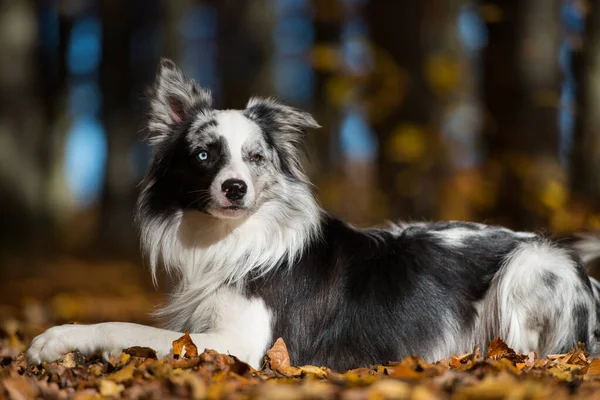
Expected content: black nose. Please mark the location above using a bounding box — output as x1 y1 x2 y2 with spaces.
221 179 247 201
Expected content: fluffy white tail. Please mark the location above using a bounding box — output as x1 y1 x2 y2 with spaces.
572 231 600 266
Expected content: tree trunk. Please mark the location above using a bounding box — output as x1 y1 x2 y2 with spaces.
571 1 600 202
365 1 437 221
482 0 561 230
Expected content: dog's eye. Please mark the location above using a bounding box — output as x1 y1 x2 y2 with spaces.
197 151 209 161
250 154 263 163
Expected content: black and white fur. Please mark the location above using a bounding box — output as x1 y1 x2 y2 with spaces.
27 59 600 371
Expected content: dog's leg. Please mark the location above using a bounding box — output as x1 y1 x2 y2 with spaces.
26 322 269 369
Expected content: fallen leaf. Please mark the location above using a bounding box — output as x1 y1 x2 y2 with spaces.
585 358 600 380
172 331 198 359
123 346 157 359
106 362 135 383
368 379 412 398
487 337 512 359
57 351 85 368
118 352 131 365
266 337 291 372
98 379 125 397
487 337 526 363
2 376 38 400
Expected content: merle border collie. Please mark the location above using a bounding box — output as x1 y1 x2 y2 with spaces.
27 59 600 371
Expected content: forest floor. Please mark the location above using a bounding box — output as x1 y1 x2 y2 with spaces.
2 257 600 399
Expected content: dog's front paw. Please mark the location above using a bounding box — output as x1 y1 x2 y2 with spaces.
26 324 104 365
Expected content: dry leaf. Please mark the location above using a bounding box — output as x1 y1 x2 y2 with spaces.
123 346 157 359
98 379 125 397
106 362 135 383
2 376 38 400
57 351 85 368
585 358 600 380
266 337 291 372
172 331 199 359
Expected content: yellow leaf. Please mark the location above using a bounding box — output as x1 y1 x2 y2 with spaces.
119 352 131 365
107 362 135 383
98 380 125 397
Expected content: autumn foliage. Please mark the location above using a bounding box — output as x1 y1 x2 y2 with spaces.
4 324 600 399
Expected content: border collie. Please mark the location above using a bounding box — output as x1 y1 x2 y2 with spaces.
27 59 600 371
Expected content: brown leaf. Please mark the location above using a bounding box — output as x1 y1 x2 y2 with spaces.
585 358 600 380
172 331 198 359
168 370 207 400
2 376 38 400
389 364 423 380
487 337 526 363
123 346 157 359
487 337 512 359
294 365 328 379
265 337 291 372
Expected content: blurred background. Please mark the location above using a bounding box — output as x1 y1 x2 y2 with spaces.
0 0 599 325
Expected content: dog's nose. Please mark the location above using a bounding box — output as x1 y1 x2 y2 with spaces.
221 179 247 201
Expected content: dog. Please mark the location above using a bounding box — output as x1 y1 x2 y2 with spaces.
27 59 600 371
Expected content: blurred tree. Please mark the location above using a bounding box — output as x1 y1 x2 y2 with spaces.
365 1 437 221
571 0 600 202
99 0 138 255
0 1 47 250
481 0 562 230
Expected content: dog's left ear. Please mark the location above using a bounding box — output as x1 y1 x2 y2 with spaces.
245 97 319 145
147 58 212 144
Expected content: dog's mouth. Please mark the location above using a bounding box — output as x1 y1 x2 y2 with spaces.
222 205 245 211
209 204 250 219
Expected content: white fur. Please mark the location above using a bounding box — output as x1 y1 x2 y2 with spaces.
431 225 535 247
572 233 600 264
138 179 321 330
421 240 596 360
431 226 486 247
482 240 596 354
26 288 272 369
209 111 258 210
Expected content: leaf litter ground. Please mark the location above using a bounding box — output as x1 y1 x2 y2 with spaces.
4 326 600 400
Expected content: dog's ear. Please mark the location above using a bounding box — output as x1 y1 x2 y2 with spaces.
147 58 212 144
244 97 320 179
245 97 319 135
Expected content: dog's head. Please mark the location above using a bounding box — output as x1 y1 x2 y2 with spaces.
139 59 319 221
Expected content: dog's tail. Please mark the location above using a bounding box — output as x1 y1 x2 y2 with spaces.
571 231 600 266
569 231 600 295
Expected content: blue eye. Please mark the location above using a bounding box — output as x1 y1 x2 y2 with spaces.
197 151 208 161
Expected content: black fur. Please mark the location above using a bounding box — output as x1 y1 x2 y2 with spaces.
244 103 297 179
542 271 559 290
140 120 229 217
247 215 526 371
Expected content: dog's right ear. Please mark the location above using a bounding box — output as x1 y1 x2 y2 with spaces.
147 58 212 144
